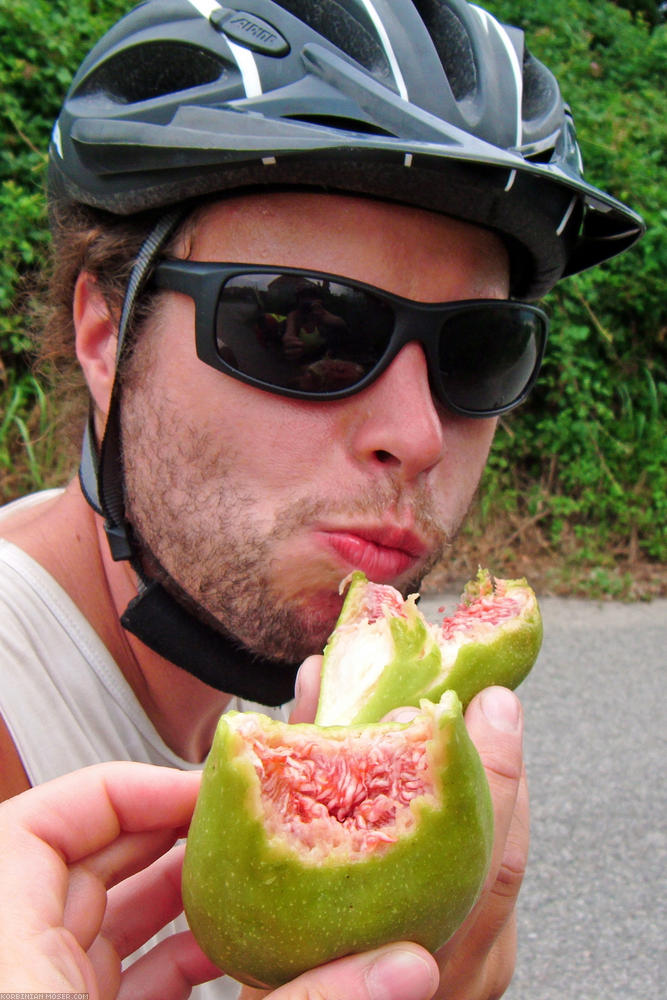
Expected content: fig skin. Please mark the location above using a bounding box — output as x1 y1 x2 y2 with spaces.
316 568 542 726
182 692 493 988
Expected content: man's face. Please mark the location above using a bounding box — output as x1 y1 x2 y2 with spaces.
121 193 509 662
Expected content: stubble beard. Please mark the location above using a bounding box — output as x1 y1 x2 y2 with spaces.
123 463 453 662
122 426 456 665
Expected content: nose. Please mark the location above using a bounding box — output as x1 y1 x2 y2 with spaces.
347 343 446 481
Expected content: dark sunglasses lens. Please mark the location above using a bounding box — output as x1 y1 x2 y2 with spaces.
438 305 544 414
214 274 394 394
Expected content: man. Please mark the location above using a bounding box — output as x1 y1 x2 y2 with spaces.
0 0 643 997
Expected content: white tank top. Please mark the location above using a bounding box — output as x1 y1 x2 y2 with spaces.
0 492 291 998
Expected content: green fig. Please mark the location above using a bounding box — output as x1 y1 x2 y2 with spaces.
316 568 542 726
182 691 493 988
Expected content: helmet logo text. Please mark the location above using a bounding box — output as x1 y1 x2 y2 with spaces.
212 10 290 57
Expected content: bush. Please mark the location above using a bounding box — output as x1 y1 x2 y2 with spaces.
0 0 129 499
0 0 128 366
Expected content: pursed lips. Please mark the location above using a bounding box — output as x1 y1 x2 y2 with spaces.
314 524 430 583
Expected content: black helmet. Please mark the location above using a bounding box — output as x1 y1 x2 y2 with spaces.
49 0 644 298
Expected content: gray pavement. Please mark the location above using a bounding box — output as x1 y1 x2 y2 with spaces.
420 593 667 1000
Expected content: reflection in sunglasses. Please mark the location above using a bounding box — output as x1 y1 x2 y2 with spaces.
151 260 548 416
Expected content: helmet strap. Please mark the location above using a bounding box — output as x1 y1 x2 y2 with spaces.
121 575 299 705
78 211 299 706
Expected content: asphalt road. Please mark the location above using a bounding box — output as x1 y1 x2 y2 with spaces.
419 592 667 1000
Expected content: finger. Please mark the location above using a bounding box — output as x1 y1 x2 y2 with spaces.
3 762 202 866
289 655 323 723
454 760 529 955
102 843 188 959
434 910 518 1000
465 686 523 880
467 764 527 990
435 766 529 995
477 907 519 1000
487 763 529 908
432 688 526 998
116 930 223 1000
63 829 181 951
237 945 440 1000
76 845 223 1000
74 827 180 892
267 942 439 1000
85 934 122 1000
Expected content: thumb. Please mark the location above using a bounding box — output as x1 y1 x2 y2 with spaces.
289 655 323 724
264 943 439 1000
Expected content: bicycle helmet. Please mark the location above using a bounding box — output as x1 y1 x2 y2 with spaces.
52 0 644 704
49 0 644 299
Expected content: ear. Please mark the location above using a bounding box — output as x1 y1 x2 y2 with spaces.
74 271 118 425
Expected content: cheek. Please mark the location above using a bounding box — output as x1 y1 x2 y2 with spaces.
215 389 342 490
459 417 497 468
451 416 497 473
429 416 497 511
160 350 344 507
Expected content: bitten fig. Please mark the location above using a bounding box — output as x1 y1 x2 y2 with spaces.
183 568 540 988
316 568 542 726
182 692 492 988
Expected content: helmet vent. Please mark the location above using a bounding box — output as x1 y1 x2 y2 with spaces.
412 0 476 101
523 147 555 164
522 51 559 125
77 42 226 104
283 113 395 137
275 0 394 87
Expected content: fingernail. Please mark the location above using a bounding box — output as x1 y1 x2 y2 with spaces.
480 686 521 733
365 947 438 1000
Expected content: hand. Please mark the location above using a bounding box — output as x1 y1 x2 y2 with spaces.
0 758 438 1000
0 679 525 1000
291 660 529 1000
0 762 222 999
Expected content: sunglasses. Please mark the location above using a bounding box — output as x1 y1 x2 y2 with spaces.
150 261 548 417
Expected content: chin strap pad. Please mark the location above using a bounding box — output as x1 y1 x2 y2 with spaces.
120 578 299 706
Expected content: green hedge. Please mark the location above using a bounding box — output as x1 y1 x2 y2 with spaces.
482 0 666 564
0 1 129 359
1 0 665 565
